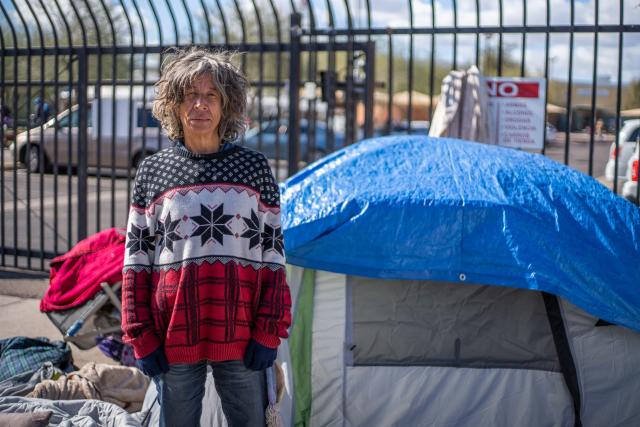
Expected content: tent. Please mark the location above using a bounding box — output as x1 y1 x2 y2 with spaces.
278 135 640 427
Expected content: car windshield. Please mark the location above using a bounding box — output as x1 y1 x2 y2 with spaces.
56 106 92 128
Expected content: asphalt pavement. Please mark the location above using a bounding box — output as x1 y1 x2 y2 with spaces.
0 266 114 367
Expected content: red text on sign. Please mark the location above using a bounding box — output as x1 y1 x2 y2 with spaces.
487 81 539 98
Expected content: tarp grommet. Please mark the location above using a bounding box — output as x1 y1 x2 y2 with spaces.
459 273 466 281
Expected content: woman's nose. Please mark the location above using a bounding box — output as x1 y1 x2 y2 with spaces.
194 96 207 109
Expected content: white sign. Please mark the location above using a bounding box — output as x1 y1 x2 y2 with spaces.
486 78 546 150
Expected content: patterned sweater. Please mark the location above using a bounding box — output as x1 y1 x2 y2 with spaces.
121 142 291 364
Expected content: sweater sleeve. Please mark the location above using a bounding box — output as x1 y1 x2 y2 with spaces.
121 164 161 358
251 163 292 349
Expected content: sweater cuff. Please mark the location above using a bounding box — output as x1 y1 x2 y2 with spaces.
251 328 281 349
126 331 162 359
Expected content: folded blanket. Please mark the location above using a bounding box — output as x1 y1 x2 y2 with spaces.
0 362 63 397
41 227 126 312
0 337 72 382
0 396 141 427
28 363 149 412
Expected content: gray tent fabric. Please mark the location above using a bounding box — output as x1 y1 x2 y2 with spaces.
350 277 560 371
428 65 494 143
344 365 573 427
560 299 640 426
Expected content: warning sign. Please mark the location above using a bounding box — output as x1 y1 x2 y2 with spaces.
486 78 546 150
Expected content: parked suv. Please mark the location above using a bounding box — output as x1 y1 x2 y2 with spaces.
11 101 170 172
241 119 346 162
622 143 639 203
604 119 640 182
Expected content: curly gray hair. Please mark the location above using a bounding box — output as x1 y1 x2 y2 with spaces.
152 47 249 142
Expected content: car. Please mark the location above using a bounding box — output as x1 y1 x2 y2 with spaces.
621 143 639 203
374 120 430 137
241 119 346 162
10 101 170 173
390 120 430 135
604 119 640 182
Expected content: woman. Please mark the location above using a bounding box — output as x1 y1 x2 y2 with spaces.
121 47 291 427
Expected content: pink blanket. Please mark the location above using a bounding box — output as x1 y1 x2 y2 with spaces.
40 228 126 312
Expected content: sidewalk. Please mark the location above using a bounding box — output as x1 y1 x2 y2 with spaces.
0 267 114 367
2 148 16 171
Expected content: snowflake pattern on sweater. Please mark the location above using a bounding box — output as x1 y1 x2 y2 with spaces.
121 143 291 364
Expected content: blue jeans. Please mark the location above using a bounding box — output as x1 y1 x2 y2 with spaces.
153 360 267 427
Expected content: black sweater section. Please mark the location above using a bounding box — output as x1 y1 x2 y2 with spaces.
130 144 279 210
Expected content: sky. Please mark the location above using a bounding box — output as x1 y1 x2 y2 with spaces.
1 0 639 84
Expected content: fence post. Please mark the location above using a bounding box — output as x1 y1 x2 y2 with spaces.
77 50 89 241
288 12 302 177
364 41 376 139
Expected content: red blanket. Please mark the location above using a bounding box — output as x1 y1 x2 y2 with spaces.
40 228 126 312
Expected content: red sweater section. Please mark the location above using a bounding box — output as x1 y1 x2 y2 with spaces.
121 260 291 362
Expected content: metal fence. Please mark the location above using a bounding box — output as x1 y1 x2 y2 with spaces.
1 0 639 271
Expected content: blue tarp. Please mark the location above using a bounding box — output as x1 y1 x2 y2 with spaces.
280 136 640 331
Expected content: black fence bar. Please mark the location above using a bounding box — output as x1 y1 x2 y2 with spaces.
121 0 135 222
497 0 503 76
22 0 45 270
407 0 414 131
253 0 265 157
452 0 458 70
364 41 374 139
344 2 354 146
541 0 551 157
77 50 89 241
108 4 118 230
86 0 103 234
520 0 526 78
588 1 599 177
386 29 393 135
612 0 624 194
268 0 282 181
12 0 33 269
234 0 248 73
564 0 576 166
5 80 291 87
325 7 336 155
1 41 396 57
5 3 19 263
304 24 640 37
45 0 60 259
2 247 57 260
288 12 301 176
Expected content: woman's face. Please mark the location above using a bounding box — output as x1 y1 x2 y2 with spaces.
178 74 222 145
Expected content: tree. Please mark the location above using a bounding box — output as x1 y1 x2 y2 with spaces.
622 79 640 111
1 0 131 124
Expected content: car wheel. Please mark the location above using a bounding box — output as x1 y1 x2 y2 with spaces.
26 144 46 173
